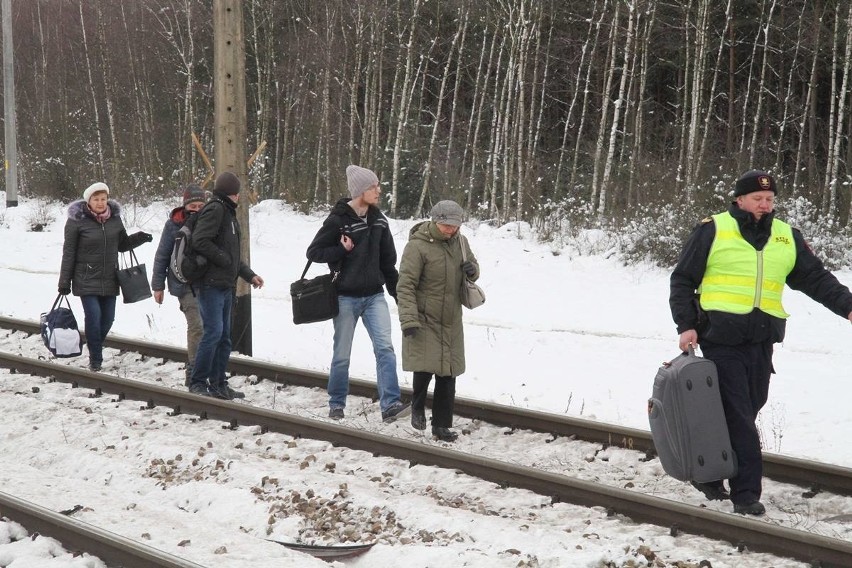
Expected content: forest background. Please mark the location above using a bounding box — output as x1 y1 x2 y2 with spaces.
8 0 852 267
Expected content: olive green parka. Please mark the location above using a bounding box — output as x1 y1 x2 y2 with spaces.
397 221 480 377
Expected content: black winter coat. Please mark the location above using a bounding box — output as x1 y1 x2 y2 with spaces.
191 196 256 289
151 206 193 297
670 203 852 345
306 198 399 298
59 200 149 297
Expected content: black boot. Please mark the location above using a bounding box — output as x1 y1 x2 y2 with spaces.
411 409 426 430
432 427 458 442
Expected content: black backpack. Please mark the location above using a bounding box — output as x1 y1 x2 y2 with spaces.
170 205 210 284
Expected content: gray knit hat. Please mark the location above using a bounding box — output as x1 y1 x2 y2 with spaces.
182 183 207 205
346 165 379 198
430 200 464 226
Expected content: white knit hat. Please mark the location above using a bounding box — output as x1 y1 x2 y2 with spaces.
346 165 379 198
83 182 110 203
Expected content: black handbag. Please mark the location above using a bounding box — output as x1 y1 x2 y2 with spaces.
40 294 83 357
117 250 152 304
290 260 339 324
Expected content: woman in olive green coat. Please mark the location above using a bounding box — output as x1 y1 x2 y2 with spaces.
397 200 480 442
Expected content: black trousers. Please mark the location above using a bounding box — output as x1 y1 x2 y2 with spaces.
700 340 773 505
412 372 456 428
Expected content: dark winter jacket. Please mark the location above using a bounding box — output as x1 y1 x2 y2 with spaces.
397 221 479 377
306 198 399 298
190 195 256 289
151 206 194 297
670 203 852 345
59 199 150 297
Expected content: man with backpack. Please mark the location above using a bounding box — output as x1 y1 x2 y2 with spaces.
188 171 264 399
151 184 207 385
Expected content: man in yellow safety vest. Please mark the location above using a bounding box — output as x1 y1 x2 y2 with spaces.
669 169 852 516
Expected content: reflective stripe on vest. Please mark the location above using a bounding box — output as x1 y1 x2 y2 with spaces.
698 212 796 318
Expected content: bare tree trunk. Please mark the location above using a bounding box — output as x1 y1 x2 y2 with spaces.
832 4 852 220
793 0 823 194
390 0 422 216
79 3 106 180
569 1 607 193
589 1 620 212
747 0 777 168
773 2 808 179
313 5 334 204
418 7 465 214
598 0 635 215
95 0 119 184
693 0 733 191
737 0 768 169
444 7 469 174
628 0 658 207
823 3 842 212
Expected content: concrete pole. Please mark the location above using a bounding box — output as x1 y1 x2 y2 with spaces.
213 0 252 354
2 0 17 207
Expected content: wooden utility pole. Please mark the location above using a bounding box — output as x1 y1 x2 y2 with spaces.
2 0 18 207
213 0 252 354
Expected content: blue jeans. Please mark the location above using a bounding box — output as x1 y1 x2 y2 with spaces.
190 286 233 387
329 293 400 412
80 295 117 366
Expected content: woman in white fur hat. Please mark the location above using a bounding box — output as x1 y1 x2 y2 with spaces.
58 182 152 371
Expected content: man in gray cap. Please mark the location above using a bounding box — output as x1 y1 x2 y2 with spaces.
307 165 410 423
670 169 852 516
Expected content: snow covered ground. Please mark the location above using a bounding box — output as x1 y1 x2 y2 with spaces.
1 194 851 567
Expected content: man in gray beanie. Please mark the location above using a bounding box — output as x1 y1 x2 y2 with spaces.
307 164 410 423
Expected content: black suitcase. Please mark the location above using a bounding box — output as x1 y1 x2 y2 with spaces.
648 346 737 482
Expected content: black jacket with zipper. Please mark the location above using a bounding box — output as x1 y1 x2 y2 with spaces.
191 194 256 289
306 198 398 298
59 199 149 297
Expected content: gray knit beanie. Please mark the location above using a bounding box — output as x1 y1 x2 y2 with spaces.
346 165 379 199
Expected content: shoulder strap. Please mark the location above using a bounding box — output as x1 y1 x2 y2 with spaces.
459 234 468 262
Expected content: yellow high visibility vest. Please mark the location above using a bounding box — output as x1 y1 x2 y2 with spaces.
698 212 796 318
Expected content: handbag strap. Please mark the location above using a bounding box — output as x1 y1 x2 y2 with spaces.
51 293 71 312
120 249 141 269
299 259 339 281
459 234 470 264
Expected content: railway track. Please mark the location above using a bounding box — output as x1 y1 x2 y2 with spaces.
0 492 204 568
1 315 848 498
0 322 851 566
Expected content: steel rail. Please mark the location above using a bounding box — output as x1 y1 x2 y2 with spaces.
0 317 852 496
2 315 850 498
0 351 850 567
0 491 204 568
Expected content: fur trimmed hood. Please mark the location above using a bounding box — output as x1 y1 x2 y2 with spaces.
67 199 121 221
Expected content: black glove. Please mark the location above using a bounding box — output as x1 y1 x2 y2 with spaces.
142 232 154 243
461 261 476 277
403 327 417 337
58 285 71 296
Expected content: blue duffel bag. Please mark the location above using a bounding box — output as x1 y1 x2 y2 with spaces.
40 294 83 358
